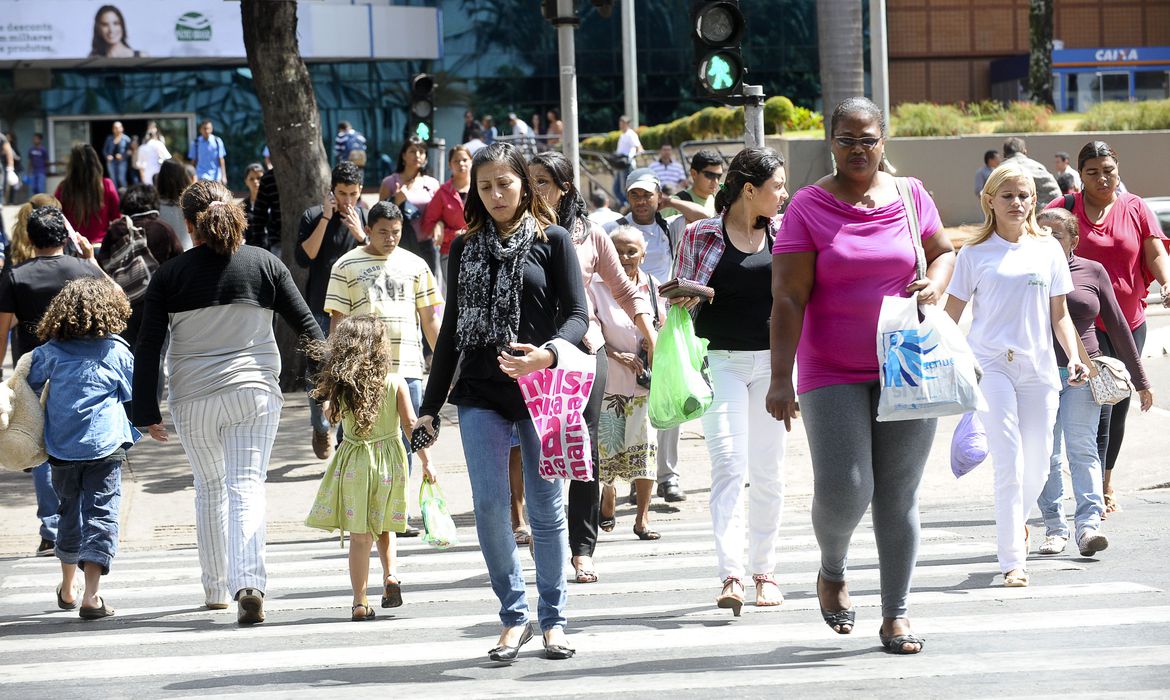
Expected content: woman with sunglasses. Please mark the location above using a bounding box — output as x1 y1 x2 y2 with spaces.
768 97 955 655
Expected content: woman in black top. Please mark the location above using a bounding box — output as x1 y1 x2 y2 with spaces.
672 147 790 616
416 143 588 661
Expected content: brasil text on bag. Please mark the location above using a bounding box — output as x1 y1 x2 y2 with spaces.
516 338 596 482
648 304 712 430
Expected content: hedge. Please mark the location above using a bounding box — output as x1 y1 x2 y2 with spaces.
994 101 1054 133
891 103 973 137
1079 98 1170 131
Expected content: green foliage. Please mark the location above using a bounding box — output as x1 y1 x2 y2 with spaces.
1079 99 1170 131
960 100 1006 120
891 103 973 137
789 106 823 131
994 101 1054 133
764 96 795 133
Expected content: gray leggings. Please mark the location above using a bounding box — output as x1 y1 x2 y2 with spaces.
801 381 936 619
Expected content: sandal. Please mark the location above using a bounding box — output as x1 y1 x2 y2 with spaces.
56 583 79 610
513 529 532 546
599 516 616 533
1104 493 1121 514
1003 568 1029 587
351 603 376 621
879 625 925 655
816 573 855 634
633 525 660 540
574 565 598 584
381 576 403 608
752 574 783 607
78 597 116 620
716 576 744 617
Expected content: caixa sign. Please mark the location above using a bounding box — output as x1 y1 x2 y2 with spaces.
1054 46 1170 67
1094 48 1139 62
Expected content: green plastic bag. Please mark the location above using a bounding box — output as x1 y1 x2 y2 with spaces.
648 304 712 430
419 481 459 549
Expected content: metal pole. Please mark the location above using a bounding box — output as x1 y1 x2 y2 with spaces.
556 0 580 188
742 84 766 148
433 137 447 182
621 0 639 126
870 0 890 118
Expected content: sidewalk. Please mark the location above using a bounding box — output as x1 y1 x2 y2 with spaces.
3 382 1169 556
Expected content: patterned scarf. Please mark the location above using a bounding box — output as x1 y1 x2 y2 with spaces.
456 214 537 352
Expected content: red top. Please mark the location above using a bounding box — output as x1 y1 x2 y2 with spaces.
1045 192 1166 331
420 178 468 255
55 178 120 244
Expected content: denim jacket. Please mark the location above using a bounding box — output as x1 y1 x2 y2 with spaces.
28 335 140 461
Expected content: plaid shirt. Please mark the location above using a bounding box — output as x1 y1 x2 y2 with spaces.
675 215 779 286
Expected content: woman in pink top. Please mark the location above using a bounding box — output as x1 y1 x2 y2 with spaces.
54 144 120 244
420 145 473 289
1044 141 1170 511
767 97 955 655
529 151 656 584
380 136 441 275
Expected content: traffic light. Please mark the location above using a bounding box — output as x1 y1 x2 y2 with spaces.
691 1 746 99
407 73 435 143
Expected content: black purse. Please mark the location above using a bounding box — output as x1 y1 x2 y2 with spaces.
635 275 661 390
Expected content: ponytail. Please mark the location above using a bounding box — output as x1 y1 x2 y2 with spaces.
180 179 244 256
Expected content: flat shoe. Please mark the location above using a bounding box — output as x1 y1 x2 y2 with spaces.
351 604 376 621
1003 569 1029 587
382 577 403 608
488 624 533 662
816 574 854 634
237 588 265 625
1078 531 1109 557
633 526 660 541
543 638 576 660
1039 535 1067 555
513 529 532 546
56 584 79 610
79 598 115 620
599 516 616 533
879 628 925 655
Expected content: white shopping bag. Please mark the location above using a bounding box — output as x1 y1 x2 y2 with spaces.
876 294 986 422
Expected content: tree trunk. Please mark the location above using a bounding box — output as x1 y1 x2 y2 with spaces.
1028 0 1055 107
815 0 865 139
241 0 331 389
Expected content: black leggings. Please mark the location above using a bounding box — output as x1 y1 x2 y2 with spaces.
568 349 608 558
1095 322 1147 472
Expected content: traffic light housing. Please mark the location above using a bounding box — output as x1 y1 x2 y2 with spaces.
691 1 746 99
407 73 435 143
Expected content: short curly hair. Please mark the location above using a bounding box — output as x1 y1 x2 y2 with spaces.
37 277 131 342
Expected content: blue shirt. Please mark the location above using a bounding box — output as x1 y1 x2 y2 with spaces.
187 134 227 181
103 134 130 159
27 145 47 175
27 336 141 461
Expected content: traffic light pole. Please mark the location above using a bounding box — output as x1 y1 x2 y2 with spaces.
742 84 766 148
554 0 581 188
621 0 638 126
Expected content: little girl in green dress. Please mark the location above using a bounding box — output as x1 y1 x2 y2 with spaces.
305 315 435 621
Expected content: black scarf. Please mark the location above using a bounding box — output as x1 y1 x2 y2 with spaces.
456 215 537 352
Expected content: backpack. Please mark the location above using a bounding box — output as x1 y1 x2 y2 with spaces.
1061 193 1075 211
100 215 159 304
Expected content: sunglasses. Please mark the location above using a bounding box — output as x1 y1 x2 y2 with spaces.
833 136 882 150
698 170 723 181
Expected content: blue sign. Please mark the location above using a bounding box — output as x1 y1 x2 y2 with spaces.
1053 46 1170 66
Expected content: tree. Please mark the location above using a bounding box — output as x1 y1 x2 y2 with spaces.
815 0 864 138
1028 0 1055 107
241 0 331 388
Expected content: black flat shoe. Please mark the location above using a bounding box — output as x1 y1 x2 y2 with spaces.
816 573 855 634
488 624 533 662
543 638 576 660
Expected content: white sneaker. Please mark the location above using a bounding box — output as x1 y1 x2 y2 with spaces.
1038 535 1068 555
1078 530 1109 557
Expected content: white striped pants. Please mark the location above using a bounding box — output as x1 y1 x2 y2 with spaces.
170 388 283 604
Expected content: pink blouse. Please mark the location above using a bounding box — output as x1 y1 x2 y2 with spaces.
590 269 666 396
575 220 652 352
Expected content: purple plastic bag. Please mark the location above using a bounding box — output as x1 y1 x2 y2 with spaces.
950 412 988 478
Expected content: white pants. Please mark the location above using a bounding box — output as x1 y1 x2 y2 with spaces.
700 350 786 581
171 387 283 603
978 357 1059 573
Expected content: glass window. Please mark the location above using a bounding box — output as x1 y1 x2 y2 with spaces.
1135 71 1170 102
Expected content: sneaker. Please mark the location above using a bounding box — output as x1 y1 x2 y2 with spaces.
236 588 265 625
658 482 687 503
1038 535 1067 555
312 430 332 460
1078 530 1109 557
35 539 55 557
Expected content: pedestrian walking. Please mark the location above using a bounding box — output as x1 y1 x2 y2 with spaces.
420 145 472 288
944 163 1090 589
135 126 171 188
102 122 132 190
28 277 148 619
133 180 323 624
156 159 194 250
528 151 656 584
55 144 120 244
673 147 789 615
380 136 441 277
1034 208 1151 558
415 142 587 662
768 97 955 654
1045 141 1170 513
187 120 227 185
305 315 436 621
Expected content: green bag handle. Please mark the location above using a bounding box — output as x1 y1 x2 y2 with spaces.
419 479 445 507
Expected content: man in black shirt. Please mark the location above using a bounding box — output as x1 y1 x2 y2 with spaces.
248 167 281 253
295 161 368 459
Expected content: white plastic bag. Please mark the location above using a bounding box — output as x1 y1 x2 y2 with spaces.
876 293 986 422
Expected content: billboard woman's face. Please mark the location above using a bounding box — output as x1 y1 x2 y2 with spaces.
99 11 123 46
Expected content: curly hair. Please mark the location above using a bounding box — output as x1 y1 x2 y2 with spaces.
37 277 131 342
180 180 244 256
308 315 393 438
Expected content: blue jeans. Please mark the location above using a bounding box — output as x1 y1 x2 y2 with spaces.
1038 372 1105 539
458 405 568 631
308 312 333 434
25 172 46 195
108 159 128 189
403 377 422 471
51 450 125 574
33 462 60 542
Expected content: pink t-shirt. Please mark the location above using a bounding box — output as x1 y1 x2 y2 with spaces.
1044 192 1166 331
772 178 942 394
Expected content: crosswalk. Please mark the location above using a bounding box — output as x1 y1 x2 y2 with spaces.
1 502 1166 696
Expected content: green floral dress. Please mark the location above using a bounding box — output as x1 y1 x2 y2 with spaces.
305 378 408 535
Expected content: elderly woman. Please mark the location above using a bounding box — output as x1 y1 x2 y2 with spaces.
133 180 322 625
768 97 955 654
1045 141 1170 513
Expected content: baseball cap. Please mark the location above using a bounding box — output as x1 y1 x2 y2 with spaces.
626 168 660 193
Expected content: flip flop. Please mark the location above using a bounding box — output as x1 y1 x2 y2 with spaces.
574 567 598 584
79 598 116 620
56 583 79 610
381 577 403 608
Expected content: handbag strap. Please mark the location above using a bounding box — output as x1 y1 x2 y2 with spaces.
895 177 927 282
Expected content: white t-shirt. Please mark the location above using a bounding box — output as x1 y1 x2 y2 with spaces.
587 207 623 227
616 129 642 159
947 232 1073 383
606 216 672 282
136 139 171 185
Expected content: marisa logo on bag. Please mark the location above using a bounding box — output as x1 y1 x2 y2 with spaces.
175 12 212 42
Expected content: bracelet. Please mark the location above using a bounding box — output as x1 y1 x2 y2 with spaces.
321 216 332 222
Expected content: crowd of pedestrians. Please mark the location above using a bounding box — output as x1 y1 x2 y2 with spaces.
2 95 1167 666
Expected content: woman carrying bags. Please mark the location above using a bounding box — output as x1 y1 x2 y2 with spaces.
944 163 1090 589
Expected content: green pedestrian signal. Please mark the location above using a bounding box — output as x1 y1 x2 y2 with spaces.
415 122 431 141
407 73 435 143
691 1 746 99
707 55 733 90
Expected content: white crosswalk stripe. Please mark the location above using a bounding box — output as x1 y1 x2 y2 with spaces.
0 512 1164 695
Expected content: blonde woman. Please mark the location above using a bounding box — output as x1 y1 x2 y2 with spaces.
944 164 1090 588
6 194 63 269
